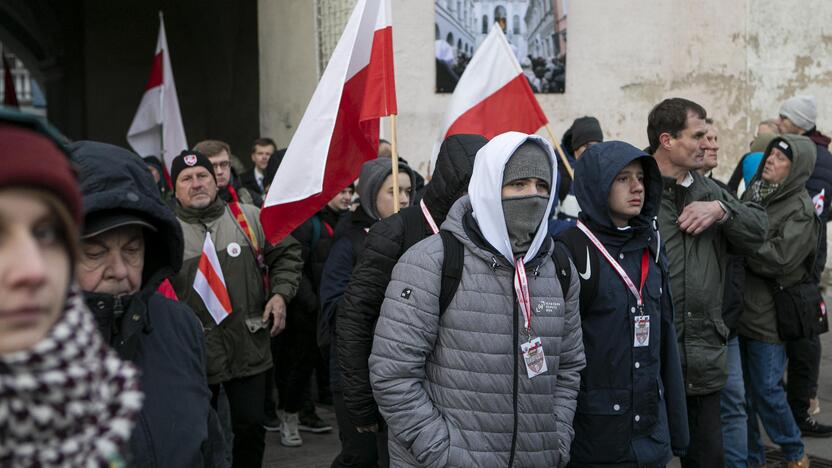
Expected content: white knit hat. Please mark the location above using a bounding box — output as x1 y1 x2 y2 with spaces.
779 95 817 131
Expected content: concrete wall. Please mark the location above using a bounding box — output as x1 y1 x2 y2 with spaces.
260 0 832 180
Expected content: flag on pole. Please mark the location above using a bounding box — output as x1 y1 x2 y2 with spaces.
2 53 19 108
260 0 396 244
127 12 188 171
193 232 232 325
431 24 547 166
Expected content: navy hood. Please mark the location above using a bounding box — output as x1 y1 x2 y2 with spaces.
574 141 662 235
69 141 184 291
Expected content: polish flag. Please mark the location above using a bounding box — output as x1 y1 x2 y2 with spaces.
127 12 188 172
260 0 396 243
431 24 547 166
193 232 232 325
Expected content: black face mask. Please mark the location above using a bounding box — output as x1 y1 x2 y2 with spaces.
502 194 549 255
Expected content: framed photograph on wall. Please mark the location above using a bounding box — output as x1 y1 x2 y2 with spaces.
435 0 567 93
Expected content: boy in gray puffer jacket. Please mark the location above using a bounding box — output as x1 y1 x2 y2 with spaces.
370 131 585 467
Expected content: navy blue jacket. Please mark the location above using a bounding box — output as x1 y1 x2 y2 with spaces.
805 129 832 281
561 141 688 467
70 141 226 467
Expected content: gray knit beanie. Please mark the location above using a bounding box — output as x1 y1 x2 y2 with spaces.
779 95 817 131
502 141 552 188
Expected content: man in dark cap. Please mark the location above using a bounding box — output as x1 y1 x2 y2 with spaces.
168 149 303 467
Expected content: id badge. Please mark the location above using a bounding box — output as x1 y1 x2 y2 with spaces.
634 315 650 347
521 337 548 379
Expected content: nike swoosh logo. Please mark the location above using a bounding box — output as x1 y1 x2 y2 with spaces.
579 247 592 280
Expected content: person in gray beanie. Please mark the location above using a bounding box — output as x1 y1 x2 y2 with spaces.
777 95 832 438
370 131 584 467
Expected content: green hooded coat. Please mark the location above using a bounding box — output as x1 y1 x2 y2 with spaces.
739 135 820 343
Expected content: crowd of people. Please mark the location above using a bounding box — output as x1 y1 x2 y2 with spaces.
0 94 830 468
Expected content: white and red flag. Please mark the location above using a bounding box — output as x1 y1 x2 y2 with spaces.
193 232 232 325
127 12 188 171
260 0 396 243
431 24 547 165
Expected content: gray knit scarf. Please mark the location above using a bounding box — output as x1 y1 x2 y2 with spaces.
0 287 143 466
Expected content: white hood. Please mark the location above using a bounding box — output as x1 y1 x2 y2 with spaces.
468 131 558 265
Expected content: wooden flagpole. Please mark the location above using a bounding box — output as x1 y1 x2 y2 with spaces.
545 123 574 180
390 114 400 213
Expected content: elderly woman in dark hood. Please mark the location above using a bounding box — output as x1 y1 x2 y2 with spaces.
0 110 142 466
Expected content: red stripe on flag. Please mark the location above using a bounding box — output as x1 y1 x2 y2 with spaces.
261 65 378 244
361 26 397 119
197 252 232 313
445 74 547 139
145 52 163 90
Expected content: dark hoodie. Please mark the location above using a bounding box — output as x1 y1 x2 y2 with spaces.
70 141 225 467
336 134 486 427
318 156 415 389
564 141 689 466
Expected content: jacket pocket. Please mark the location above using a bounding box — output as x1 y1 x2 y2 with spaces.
571 388 632 461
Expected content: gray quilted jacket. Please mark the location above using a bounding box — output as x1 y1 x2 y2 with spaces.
369 195 585 468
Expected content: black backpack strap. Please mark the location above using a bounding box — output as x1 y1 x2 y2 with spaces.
439 230 464 316
551 242 572 298
401 206 429 251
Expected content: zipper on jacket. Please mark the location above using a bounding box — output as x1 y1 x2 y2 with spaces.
507 299 519 468
111 296 123 339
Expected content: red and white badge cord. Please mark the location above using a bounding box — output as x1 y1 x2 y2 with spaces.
514 257 534 339
577 220 649 309
421 199 439 234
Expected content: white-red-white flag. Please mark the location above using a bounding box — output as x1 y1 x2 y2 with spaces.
127 12 188 171
193 232 232 325
431 24 547 166
260 0 396 243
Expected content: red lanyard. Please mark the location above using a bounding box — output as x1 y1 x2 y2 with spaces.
577 221 649 308
514 258 533 335
420 199 439 234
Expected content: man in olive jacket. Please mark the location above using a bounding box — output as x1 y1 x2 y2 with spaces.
169 149 303 468
647 98 767 468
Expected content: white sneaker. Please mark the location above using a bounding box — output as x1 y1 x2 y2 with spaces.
280 412 303 447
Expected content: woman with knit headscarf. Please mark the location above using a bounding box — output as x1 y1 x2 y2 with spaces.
0 110 143 466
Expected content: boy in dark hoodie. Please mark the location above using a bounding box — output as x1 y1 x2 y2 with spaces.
557 141 689 467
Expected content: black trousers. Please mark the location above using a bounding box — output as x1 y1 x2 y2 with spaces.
680 391 724 468
210 371 267 468
331 391 389 468
276 320 320 413
786 334 821 420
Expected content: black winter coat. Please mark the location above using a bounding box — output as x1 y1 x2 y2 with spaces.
805 129 832 282
336 134 487 427
562 142 688 466
319 207 378 390
288 206 344 333
70 141 226 468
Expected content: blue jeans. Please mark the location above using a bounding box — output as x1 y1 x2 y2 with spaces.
720 337 747 468
740 337 804 465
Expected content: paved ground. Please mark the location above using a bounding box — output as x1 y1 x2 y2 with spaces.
264 331 832 467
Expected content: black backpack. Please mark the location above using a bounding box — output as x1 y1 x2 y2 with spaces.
436 230 573 315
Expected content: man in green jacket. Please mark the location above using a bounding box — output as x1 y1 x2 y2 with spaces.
647 98 768 468
168 149 302 468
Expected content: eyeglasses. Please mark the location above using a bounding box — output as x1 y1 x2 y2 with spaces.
212 161 230 170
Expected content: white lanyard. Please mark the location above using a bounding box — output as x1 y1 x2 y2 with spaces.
513 258 533 335
577 220 647 308
420 199 439 234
